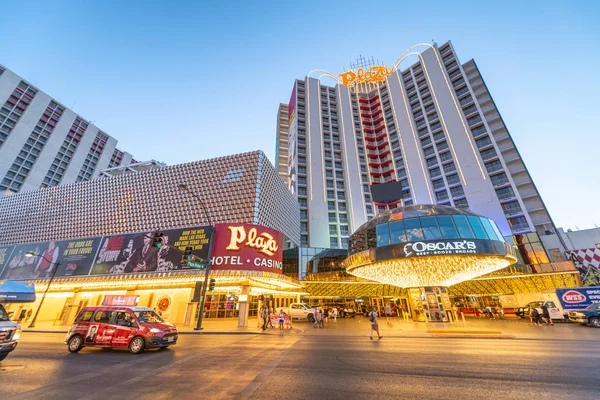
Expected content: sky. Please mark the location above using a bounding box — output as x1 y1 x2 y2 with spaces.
1 0 599 230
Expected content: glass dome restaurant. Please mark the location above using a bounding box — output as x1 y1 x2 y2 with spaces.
345 205 517 322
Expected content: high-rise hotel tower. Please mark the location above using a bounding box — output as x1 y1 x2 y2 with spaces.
276 41 558 249
0 64 136 194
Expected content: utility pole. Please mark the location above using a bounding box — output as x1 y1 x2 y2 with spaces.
178 183 215 331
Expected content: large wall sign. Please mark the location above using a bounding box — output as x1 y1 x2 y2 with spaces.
339 66 393 89
211 223 283 274
373 239 512 261
556 287 600 311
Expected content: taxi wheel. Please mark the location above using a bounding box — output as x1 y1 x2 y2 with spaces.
68 335 84 353
129 336 145 354
307 314 315 323
590 317 600 328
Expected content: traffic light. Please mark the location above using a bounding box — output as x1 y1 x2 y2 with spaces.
209 278 216 291
152 232 164 248
184 246 193 260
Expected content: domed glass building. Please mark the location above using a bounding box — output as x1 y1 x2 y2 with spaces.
346 204 517 288
345 204 517 322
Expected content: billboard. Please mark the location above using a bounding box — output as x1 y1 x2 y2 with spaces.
211 223 283 274
0 225 212 280
556 287 600 311
90 226 212 275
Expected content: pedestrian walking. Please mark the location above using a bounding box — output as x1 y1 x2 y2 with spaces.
529 307 542 326
261 306 268 331
485 306 495 320
316 309 324 328
495 305 504 320
267 307 274 329
384 304 392 324
278 309 286 331
541 304 554 325
369 307 381 340
332 307 338 322
324 307 329 323
313 309 319 328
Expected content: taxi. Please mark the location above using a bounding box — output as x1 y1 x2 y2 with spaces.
64 306 178 354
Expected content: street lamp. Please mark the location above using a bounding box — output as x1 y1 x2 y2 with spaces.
24 252 60 328
178 183 215 331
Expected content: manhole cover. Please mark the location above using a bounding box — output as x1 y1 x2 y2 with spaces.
0 365 27 372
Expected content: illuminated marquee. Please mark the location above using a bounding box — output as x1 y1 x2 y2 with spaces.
226 226 279 257
212 223 283 274
339 66 394 89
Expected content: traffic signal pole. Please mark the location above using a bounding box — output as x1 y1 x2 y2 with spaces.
195 225 214 331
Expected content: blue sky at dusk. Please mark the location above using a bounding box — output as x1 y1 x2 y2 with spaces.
1 1 599 230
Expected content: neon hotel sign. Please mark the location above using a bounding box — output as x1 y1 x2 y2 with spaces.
338 65 394 88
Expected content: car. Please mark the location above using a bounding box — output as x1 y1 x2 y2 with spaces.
330 304 356 318
288 303 317 322
0 304 22 362
569 303 600 327
64 306 178 354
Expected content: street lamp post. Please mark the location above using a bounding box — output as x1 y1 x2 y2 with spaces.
178 183 215 331
25 252 60 328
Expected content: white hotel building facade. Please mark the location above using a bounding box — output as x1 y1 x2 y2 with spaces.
276 41 558 250
0 64 135 194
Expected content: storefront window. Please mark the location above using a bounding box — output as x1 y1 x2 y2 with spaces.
437 215 459 239
389 220 407 244
452 215 475 239
420 216 442 240
403 218 424 241
376 224 391 246
467 215 489 239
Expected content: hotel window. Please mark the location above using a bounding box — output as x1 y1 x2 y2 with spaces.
450 185 464 198
339 214 348 223
0 82 38 145
330 237 339 248
328 201 335 210
329 225 338 235
328 213 336 222
454 198 469 208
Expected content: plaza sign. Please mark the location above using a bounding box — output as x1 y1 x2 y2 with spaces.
339 66 394 88
212 223 283 274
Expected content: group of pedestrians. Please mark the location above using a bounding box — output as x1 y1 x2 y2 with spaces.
311 306 340 328
475 305 504 319
529 304 555 326
259 305 292 331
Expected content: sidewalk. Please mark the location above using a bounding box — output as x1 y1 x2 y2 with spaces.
22 316 599 340
22 317 301 335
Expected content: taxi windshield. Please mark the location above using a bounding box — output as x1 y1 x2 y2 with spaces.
134 310 165 324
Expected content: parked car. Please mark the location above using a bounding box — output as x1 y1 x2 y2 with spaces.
64 306 178 354
330 304 356 318
569 303 600 327
288 303 317 322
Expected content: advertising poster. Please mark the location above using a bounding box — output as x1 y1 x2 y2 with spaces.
0 242 57 280
55 237 103 277
211 223 283 274
154 294 173 319
90 226 212 275
0 245 15 278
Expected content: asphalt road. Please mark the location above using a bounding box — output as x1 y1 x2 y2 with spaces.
1 332 599 400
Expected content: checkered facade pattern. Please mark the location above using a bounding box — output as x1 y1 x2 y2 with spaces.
566 248 600 271
0 150 300 247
